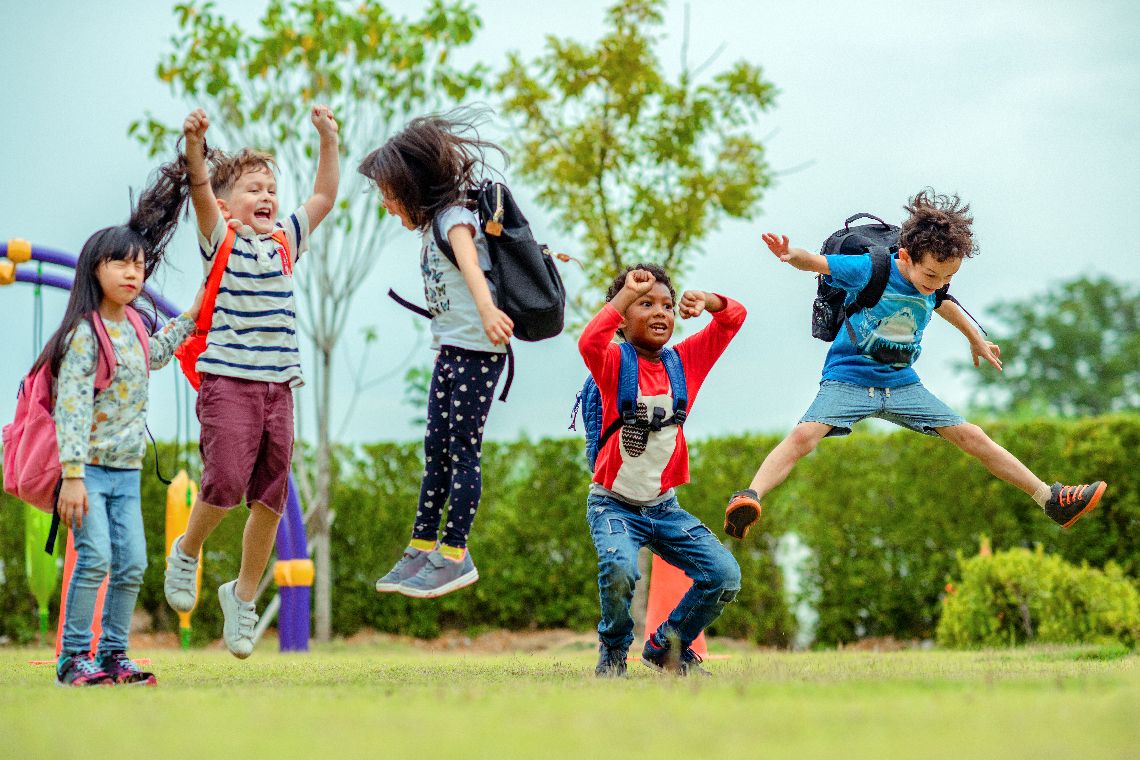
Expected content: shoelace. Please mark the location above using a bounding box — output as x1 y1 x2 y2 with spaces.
601 648 626 667
1060 484 1090 506
106 652 139 674
70 656 105 679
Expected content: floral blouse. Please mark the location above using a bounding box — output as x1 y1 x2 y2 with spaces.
54 314 194 478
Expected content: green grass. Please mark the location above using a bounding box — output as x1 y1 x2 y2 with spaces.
2 642 1138 759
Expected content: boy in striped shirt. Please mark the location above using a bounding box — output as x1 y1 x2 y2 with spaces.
164 106 339 658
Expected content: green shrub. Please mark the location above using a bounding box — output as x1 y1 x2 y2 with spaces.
936 546 1140 648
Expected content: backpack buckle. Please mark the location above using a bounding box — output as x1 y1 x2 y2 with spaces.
648 406 667 432
672 408 687 425
621 408 639 427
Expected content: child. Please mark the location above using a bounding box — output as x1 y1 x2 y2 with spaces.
44 165 203 686
357 112 515 598
581 264 746 677
163 106 339 658
724 190 1107 541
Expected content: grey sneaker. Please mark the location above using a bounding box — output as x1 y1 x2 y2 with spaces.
219 580 258 659
398 549 479 599
375 547 433 592
164 535 199 613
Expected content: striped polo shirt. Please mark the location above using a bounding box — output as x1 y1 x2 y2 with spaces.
196 207 309 388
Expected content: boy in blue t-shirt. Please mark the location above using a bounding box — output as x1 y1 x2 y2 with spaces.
724 191 1107 540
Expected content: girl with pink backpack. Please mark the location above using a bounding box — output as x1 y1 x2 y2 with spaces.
4 162 204 686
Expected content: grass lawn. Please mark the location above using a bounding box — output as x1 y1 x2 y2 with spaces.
2 640 1137 759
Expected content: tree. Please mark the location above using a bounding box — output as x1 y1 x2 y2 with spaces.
496 0 777 315
131 0 484 641
958 276 1140 417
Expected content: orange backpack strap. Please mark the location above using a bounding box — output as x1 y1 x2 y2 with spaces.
197 226 238 336
271 228 293 276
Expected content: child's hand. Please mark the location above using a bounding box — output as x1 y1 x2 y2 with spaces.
679 290 708 319
183 109 209 146
58 478 88 530
971 339 1003 371
622 268 656 297
311 105 339 138
480 305 514 345
762 232 793 261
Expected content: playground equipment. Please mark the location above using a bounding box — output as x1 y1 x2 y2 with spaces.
166 471 203 649
24 506 58 644
2 238 313 653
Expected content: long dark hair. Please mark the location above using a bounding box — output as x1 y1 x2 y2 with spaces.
32 152 192 378
357 107 507 229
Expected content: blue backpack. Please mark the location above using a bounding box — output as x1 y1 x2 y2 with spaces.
570 342 688 471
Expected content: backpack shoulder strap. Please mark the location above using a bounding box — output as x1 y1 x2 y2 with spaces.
596 342 641 453
270 228 293 275
841 248 892 343
196 226 238 338
123 306 151 372
432 215 460 269
660 347 688 423
934 286 988 336
89 312 116 393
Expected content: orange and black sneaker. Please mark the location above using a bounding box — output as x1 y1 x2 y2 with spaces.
724 489 762 539
1044 481 1107 528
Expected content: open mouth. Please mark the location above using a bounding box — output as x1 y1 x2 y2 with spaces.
648 322 669 336
254 207 273 222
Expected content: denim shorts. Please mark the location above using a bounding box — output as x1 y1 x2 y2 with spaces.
800 380 966 437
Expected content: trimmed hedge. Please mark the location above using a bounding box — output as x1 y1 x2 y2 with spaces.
936 547 1140 648
1 415 1136 648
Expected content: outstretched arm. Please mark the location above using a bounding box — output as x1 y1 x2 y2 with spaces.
762 233 830 275
936 298 1002 371
183 109 221 240
302 105 340 232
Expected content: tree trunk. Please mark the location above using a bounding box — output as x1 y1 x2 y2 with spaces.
312 344 333 642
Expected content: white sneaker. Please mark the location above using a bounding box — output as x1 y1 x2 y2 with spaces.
218 580 258 659
164 535 199 613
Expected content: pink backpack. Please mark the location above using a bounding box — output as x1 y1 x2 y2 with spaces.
3 308 150 519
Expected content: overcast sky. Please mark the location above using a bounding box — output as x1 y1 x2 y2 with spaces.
2 0 1137 447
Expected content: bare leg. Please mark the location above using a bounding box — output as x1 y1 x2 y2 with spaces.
235 501 282 602
179 498 228 557
748 422 834 500
936 423 1047 496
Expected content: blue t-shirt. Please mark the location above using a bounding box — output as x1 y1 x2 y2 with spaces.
819 253 936 388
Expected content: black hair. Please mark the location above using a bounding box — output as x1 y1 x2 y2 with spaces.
357 107 507 229
32 152 191 377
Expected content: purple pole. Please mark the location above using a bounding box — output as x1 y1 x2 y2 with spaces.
7 248 312 652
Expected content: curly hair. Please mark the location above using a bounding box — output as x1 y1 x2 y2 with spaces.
356 107 506 230
899 189 977 263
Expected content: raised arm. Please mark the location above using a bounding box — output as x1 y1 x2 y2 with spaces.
936 298 1002 371
183 109 221 240
762 232 830 275
302 105 340 232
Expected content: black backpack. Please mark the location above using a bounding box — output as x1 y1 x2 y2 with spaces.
432 179 566 343
812 212 981 343
387 179 567 401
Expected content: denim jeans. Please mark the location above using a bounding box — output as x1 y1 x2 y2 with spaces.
802 380 966 437
61 465 146 656
586 492 741 651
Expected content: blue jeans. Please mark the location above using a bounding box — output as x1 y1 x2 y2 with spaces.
586 492 741 651
61 465 146 656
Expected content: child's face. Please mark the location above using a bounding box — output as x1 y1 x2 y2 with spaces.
218 167 279 235
96 250 145 308
897 248 962 295
379 187 416 230
620 282 676 353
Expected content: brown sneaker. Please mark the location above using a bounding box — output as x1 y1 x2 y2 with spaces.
1044 481 1107 528
724 489 762 539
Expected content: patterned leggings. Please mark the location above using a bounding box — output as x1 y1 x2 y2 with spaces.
413 345 505 549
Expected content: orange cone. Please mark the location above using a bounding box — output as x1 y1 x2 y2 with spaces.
54 530 109 658
642 554 708 657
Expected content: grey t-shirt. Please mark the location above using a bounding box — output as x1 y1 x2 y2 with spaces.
420 205 506 354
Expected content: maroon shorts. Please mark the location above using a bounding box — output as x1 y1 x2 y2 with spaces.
197 374 294 514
